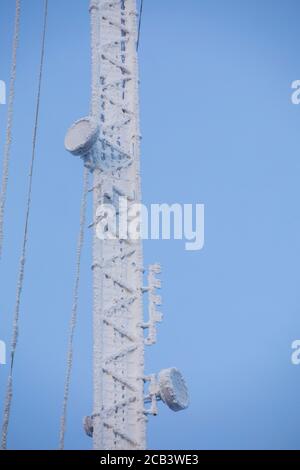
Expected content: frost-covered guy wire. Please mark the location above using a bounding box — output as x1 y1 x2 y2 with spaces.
0 0 21 262
59 168 89 450
137 0 144 51
1 0 48 450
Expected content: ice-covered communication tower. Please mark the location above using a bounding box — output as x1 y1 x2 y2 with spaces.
65 0 189 450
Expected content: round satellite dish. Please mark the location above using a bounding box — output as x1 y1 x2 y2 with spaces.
65 117 99 156
158 367 189 412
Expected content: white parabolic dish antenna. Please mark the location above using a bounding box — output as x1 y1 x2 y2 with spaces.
158 368 189 412
64 116 99 156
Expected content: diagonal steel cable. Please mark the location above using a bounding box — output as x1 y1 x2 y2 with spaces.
59 167 89 450
1 0 49 450
0 0 21 262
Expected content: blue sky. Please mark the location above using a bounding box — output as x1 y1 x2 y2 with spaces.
1 0 300 450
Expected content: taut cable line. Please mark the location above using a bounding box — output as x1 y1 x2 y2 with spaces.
137 0 144 51
0 0 21 262
59 167 89 450
1 0 49 450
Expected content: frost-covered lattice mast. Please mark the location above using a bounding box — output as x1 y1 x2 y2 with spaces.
90 0 145 450
65 0 189 451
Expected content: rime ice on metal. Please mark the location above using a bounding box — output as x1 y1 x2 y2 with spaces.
90 0 146 450
65 0 189 451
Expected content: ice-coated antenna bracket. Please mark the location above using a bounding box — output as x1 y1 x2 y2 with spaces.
141 264 163 346
65 116 134 172
144 368 189 416
83 261 190 436
84 368 189 436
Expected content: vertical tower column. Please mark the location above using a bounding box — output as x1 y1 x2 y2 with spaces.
90 0 146 450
